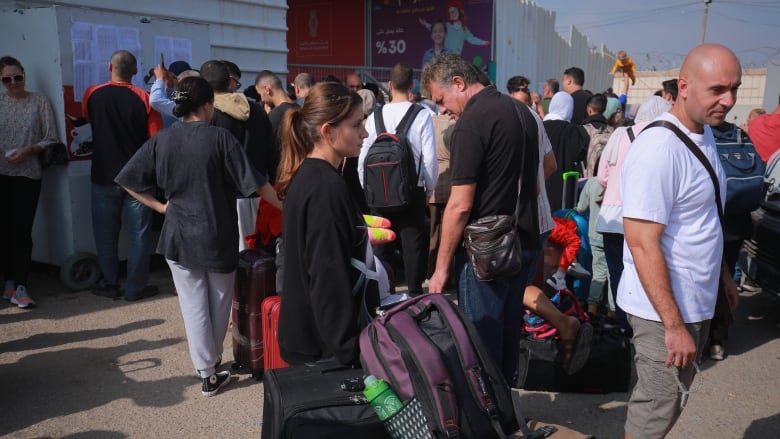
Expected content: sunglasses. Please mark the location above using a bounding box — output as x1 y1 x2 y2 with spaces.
230 75 242 90
1 74 24 84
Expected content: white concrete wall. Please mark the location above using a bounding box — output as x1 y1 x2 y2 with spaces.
613 68 769 126
494 0 614 96
1 0 289 85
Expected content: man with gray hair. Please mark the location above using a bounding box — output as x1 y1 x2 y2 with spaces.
83 49 163 301
424 54 539 383
293 72 315 106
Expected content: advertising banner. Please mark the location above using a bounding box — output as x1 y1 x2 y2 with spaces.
371 0 494 71
287 0 366 66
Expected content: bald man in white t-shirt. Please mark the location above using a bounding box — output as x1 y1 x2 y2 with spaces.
619 44 741 439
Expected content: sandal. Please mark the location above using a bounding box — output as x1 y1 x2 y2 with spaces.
561 321 593 375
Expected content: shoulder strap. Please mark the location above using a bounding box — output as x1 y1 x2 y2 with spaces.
627 126 635 142
511 101 534 219
643 120 724 224
373 106 386 134
399 104 425 179
395 103 423 139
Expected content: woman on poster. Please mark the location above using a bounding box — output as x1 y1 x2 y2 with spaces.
419 0 490 56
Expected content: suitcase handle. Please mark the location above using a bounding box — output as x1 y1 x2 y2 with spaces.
304 358 359 375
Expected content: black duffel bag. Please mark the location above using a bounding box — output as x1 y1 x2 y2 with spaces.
516 323 632 394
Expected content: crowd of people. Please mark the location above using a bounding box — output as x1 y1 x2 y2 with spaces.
2 41 773 437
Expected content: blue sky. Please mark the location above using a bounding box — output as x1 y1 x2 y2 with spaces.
532 0 780 70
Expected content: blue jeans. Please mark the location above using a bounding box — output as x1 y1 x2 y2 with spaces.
456 247 535 384
91 183 153 297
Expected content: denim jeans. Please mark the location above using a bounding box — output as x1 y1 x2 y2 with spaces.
456 247 535 384
91 183 153 297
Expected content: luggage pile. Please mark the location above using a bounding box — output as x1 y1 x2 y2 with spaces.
260 292 595 438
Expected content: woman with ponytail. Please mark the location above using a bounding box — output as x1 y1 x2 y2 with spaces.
276 82 382 366
115 76 281 397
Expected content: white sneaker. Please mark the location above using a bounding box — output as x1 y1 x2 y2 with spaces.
710 344 725 361
10 285 36 309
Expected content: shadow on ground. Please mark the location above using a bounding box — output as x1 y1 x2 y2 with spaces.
0 336 185 436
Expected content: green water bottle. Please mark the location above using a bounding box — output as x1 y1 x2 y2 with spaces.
363 375 403 421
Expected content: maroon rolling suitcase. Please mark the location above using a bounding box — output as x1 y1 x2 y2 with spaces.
232 248 276 379
261 295 290 370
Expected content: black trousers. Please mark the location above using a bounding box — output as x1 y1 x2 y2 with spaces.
0 175 42 285
372 188 428 295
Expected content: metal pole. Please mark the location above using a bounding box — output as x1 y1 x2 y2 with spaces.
700 0 712 44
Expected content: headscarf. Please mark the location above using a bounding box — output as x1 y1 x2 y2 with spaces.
634 95 672 123
601 96 671 164
543 91 574 122
357 89 376 117
603 97 621 120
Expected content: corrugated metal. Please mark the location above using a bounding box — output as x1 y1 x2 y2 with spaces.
494 0 613 95
2 0 289 84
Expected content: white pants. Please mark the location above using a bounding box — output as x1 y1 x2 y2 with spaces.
237 197 259 252
167 259 235 378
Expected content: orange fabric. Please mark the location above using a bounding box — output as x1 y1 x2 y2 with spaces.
548 217 581 270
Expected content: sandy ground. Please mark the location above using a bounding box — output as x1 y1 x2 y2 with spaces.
1 262 779 438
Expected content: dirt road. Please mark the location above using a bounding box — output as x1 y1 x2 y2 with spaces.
1 263 778 438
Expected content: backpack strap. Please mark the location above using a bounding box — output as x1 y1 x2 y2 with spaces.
398 104 425 181
642 120 723 223
627 126 635 142
373 106 387 135
395 103 423 139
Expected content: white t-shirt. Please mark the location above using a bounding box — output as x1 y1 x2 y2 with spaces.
533 109 555 234
358 102 438 197
617 113 725 323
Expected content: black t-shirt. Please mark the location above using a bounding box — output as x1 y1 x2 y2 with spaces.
570 89 593 126
115 122 263 273
85 83 160 185
449 86 539 245
279 158 379 365
212 100 278 184
268 102 298 134
269 101 299 179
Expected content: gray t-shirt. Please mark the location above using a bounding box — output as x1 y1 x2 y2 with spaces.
116 121 264 272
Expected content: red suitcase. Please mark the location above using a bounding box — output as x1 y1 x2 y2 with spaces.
261 296 290 370
232 249 276 379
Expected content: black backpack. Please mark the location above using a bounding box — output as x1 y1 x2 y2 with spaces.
363 104 423 213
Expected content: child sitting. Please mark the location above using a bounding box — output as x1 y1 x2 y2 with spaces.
545 216 588 291
611 50 637 85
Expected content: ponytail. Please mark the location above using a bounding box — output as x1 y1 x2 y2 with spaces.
276 107 309 199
